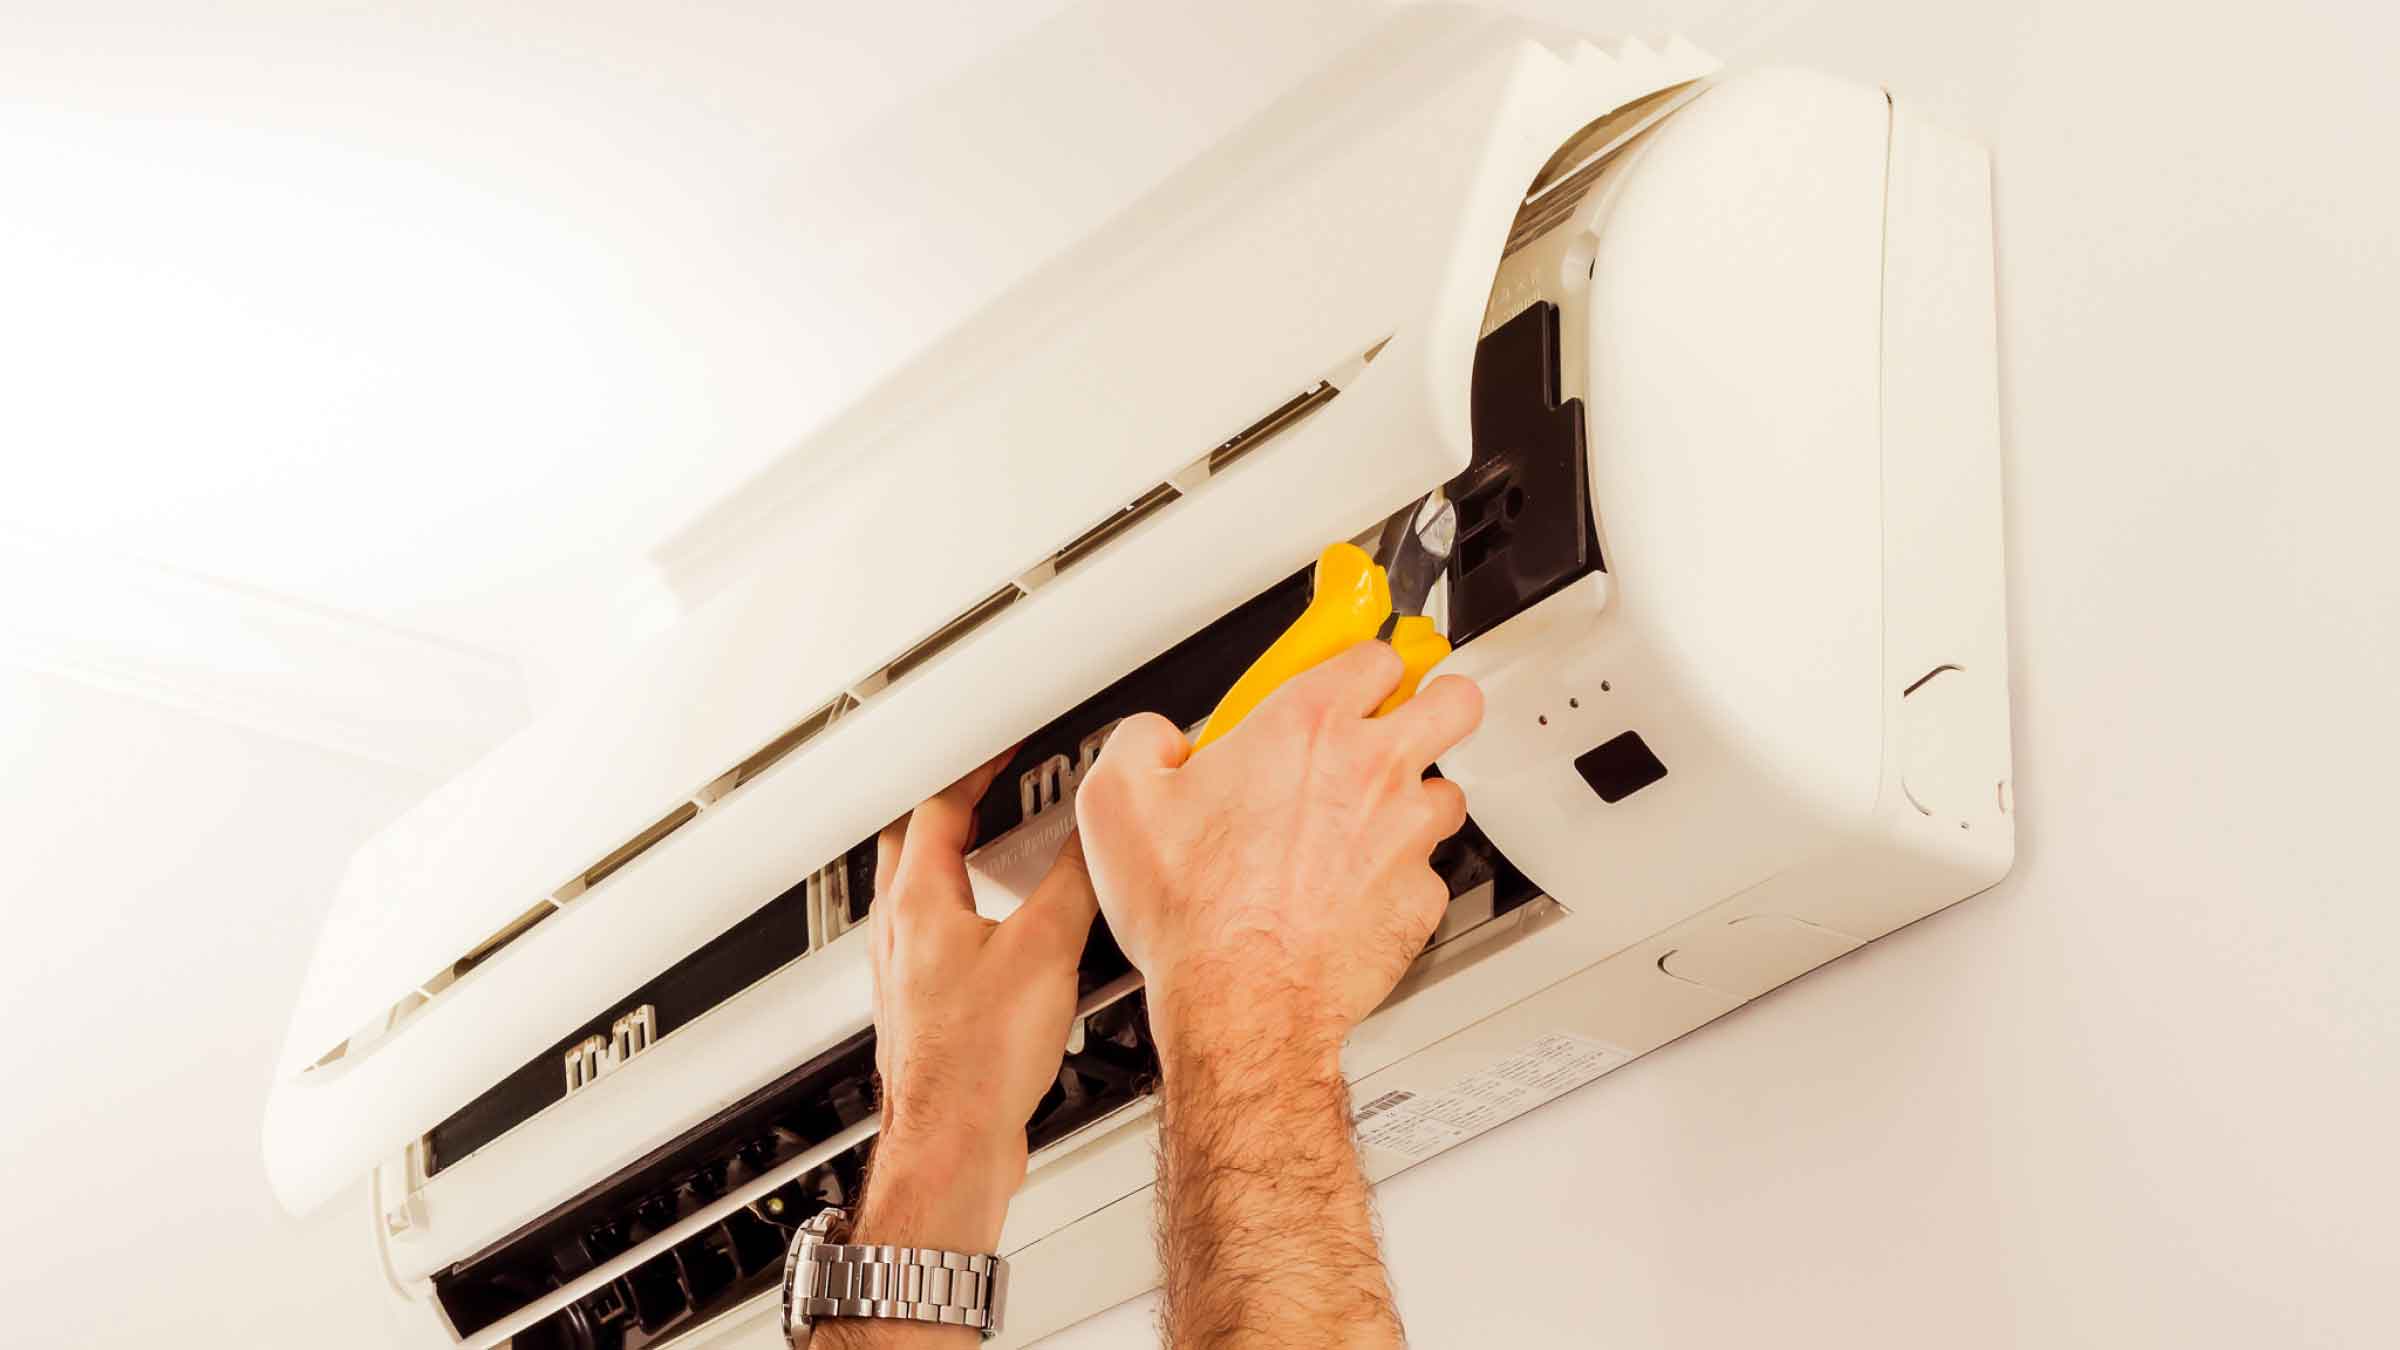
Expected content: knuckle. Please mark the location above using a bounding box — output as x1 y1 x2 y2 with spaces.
1425 779 1468 829
1112 710 1169 745
1414 802 1450 843
1090 711 1185 783
1114 711 1177 757
1436 806 1467 841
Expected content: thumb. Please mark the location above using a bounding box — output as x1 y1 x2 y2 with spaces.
997 830 1098 966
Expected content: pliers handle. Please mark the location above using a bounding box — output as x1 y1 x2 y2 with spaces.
1192 541 1451 750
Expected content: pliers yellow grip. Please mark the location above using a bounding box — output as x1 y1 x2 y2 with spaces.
1193 540 1452 750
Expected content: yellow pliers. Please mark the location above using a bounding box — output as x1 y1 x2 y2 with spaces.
1194 494 1459 749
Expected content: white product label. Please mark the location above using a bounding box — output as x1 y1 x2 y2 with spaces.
1352 1032 1630 1160
964 803 1076 921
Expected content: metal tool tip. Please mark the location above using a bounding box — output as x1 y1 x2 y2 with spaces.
1413 497 1457 559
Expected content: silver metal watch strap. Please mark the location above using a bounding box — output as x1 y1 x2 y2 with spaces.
794 1242 1009 1337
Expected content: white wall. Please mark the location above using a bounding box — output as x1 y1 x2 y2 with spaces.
2 1 2392 1347
1045 1 2400 1345
0 0 1084 675
0 669 433 1348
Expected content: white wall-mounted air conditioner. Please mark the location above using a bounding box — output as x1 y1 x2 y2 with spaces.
264 13 2011 1348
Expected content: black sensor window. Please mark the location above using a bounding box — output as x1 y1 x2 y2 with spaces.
1574 731 1668 803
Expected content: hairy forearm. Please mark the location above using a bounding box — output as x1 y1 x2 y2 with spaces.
1156 1015 1403 1349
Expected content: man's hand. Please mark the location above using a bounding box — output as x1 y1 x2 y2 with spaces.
1077 641 1482 1067
1075 641 1483 1349
825 750 1098 1348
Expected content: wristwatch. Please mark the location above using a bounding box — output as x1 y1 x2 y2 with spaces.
781 1206 1010 1345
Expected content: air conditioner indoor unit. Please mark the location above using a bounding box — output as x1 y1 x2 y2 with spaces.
264 16 2012 1349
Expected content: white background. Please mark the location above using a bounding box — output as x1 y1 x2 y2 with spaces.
2 1 2393 1347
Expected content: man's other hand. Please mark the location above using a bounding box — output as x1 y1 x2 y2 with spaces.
1074 642 1484 1068
859 749 1098 1255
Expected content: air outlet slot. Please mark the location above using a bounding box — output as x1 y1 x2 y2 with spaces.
449 901 560 983
698 694 856 804
882 584 1022 687
559 802 700 902
418 900 561 1002
1054 483 1182 575
1208 382 1339 476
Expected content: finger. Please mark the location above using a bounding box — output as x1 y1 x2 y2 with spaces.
866 907 890 1073
1266 639 1405 722
873 815 908 901
894 744 1017 900
1096 712 1191 774
1420 775 1469 843
998 830 1099 966
872 885 895 966
1378 673 1483 770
